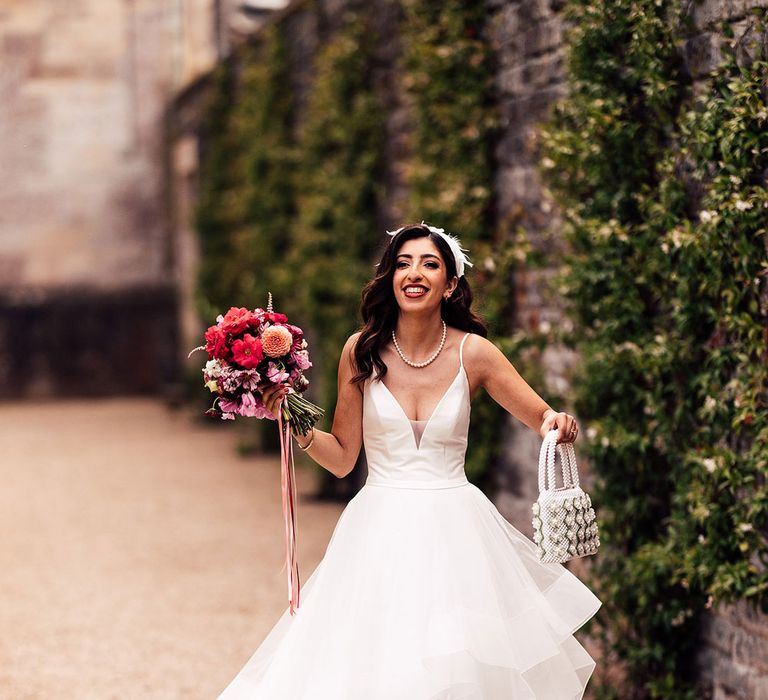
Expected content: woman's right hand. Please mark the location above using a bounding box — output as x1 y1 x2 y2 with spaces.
258 381 290 419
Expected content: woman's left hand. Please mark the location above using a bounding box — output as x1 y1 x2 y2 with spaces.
539 409 579 443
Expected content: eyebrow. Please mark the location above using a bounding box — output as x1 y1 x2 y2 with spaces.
396 253 440 261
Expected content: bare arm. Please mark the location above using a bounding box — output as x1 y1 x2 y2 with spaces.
291 332 363 478
472 335 574 440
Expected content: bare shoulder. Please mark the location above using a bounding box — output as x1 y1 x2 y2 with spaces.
460 332 504 389
348 330 363 345
458 331 494 362
339 331 364 393
342 331 363 361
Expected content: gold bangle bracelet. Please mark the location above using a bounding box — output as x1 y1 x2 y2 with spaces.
296 426 315 451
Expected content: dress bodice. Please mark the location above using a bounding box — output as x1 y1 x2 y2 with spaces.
408 418 428 448
363 332 471 489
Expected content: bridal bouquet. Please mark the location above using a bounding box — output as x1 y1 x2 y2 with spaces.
189 293 323 615
189 298 324 436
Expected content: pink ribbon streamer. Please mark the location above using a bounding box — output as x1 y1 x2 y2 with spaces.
277 399 301 615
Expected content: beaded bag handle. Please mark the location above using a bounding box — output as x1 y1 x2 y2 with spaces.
538 428 580 493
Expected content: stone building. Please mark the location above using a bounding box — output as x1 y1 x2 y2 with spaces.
0 0 287 396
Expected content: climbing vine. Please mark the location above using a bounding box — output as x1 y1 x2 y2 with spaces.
194 23 297 322
397 0 509 487
537 1 768 697
285 4 387 406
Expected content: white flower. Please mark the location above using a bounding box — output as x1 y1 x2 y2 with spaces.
734 199 753 211
704 396 717 411
703 458 717 473
204 359 224 378
738 523 753 533
699 210 715 222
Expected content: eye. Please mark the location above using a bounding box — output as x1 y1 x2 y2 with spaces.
396 261 439 268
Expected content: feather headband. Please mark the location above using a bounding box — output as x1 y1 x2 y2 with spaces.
383 220 474 278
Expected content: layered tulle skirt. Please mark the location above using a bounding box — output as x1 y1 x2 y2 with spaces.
217 481 602 699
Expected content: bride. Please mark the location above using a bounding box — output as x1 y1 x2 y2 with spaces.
219 221 601 699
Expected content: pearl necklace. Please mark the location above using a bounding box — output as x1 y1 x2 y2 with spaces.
391 319 447 367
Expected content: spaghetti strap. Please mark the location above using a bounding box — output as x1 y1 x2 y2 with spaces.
459 332 471 369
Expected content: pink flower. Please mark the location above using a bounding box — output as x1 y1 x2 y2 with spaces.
284 323 304 343
237 369 261 392
219 397 239 413
291 349 312 370
232 333 263 369
240 391 273 419
266 361 290 384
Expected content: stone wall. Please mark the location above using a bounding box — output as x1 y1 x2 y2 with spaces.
483 0 576 531
696 599 768 700
0 0 272 396
483 0 768 696
680 6 768 694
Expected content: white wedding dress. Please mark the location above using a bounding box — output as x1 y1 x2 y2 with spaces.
216 332 602 699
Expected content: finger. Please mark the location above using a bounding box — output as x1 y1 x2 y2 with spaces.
556 415 574 443
555 416 567 443
264 382 288 397
262 384 281 406
270 387 289 417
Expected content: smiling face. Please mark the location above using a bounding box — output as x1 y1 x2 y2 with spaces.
393 235 457 310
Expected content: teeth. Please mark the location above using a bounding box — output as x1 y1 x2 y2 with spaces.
405 287 427 293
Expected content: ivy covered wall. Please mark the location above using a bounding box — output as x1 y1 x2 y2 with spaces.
537 1 768 698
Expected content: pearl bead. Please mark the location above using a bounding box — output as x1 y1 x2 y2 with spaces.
391 319 447 367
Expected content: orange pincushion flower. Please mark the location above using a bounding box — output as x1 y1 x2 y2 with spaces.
262 324 293 357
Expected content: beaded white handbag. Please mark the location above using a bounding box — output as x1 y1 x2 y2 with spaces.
531 427 600 564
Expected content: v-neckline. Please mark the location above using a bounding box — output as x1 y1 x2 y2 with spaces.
376 366 467 453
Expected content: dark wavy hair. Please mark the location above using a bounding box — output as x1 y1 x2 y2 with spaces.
350 222 488 385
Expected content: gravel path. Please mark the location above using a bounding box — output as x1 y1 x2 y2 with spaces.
0 398 343 699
